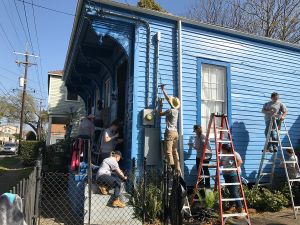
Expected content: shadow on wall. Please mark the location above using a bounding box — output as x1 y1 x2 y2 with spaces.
231 121 249 179
283 115 300 156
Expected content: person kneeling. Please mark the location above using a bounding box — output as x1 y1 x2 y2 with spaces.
96 151 127 208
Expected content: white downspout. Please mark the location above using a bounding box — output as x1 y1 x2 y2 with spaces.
177 20 184 177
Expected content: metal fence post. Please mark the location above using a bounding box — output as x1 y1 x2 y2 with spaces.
163 159 168 225
33 147 42 225
142 157 147 224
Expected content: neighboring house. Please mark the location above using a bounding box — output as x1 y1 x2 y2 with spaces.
63 0 300 184
0 124 19 144
47 70 85 145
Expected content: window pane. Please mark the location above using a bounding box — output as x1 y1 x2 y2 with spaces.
67 91 78 101
201 64 227 133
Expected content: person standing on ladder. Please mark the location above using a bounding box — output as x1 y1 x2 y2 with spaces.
220 144 245 214
193 125 212 188
159 84 181 174
262 92 288 152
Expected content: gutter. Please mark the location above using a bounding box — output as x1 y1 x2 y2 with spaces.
177 20 184 176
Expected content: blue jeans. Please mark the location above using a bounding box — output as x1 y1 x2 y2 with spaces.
223 174 243 208
265 119 281 150
97 174 123 199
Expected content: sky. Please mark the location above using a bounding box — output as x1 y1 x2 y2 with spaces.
0 0 196 111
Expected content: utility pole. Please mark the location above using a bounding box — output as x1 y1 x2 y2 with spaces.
15 50 38 152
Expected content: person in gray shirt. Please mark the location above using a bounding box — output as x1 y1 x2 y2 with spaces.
262 92 288 152
159 85 181 174
96 151 127 208
193 125 212 188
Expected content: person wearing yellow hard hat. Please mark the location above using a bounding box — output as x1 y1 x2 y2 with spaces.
159 84 181 174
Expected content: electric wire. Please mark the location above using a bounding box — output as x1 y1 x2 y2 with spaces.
30 0 45 101
17 0 75 16
0 0 24 49
13 0 32 52
0 22 15 52
21 0 35 53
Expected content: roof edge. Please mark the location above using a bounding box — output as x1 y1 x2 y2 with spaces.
94 0 300 51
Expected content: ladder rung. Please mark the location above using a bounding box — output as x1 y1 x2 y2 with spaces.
268 141 278 143
220 183 240 186
202 164 217 167
289 179 300 182
260 173 271 176
281 147 293 150
222 213 248 218
280 131 288 135
217 140 231 143
218 154 234 157
263 162 274 164
200 175 216 178
284 161 297 164
217 129 229 132
294 206 300 209
222 198 244 202
257 183 271 186
220 168 238 171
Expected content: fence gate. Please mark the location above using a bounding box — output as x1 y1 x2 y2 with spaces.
38 171 143 225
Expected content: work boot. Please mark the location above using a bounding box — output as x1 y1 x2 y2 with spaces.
236 208 246 219
225 206 235 213
99 186 108 195
112 198 126 208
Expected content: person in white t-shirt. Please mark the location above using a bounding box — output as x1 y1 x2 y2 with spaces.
100 120 123 161
96 151 127 208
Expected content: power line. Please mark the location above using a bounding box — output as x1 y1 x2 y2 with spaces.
30 0 45 100
0 0 23 49
0 22 15 51
17 0 75 16
22 0 35 53
13 0 33 52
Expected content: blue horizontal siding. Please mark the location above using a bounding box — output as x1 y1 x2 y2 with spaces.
97 3 300 186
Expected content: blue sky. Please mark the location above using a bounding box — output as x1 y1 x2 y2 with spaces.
0 0 195 108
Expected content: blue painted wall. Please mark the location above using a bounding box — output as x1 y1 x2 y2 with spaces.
89 2 300 184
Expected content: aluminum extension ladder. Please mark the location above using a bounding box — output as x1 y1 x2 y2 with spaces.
191 113 251 225
256 116 300 218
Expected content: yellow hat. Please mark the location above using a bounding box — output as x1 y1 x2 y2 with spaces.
169 97 181 109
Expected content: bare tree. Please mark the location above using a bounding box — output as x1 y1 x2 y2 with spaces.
187 0 300 43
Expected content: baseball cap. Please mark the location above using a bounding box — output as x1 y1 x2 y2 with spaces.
193 125 201 132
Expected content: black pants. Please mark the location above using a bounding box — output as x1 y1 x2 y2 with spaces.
196 157 210 187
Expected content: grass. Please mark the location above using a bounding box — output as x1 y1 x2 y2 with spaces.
0 156 21 171
0 155 33 178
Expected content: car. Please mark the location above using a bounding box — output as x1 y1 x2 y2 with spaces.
1 143 18 155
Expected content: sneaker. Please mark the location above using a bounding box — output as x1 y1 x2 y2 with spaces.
225 206 235 213
99 186 108 195
112 198 126 208
262 148 273 153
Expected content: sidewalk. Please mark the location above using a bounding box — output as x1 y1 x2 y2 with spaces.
251 208 300 225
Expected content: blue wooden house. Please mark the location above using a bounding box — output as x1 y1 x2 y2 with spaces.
63 0 300 184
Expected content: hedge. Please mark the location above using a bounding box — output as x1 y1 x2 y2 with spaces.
20 141 45 166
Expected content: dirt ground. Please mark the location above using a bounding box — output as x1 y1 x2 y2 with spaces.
251 208 300 225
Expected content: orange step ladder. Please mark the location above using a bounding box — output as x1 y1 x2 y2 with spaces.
191 113 251 225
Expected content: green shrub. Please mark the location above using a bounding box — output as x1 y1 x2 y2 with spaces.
205 190 216 209
20 141 44 166
129 177 162 223
244 186 289 212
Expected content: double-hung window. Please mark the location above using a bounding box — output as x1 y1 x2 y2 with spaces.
201 63 227 133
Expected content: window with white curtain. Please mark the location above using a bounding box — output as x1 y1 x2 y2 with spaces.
201 64 227 133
